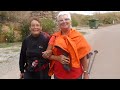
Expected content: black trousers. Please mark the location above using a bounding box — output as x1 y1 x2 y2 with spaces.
24 66 51 79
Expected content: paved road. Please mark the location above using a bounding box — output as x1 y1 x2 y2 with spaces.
85 24 120 79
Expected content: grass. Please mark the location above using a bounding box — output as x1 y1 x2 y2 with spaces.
0 42 22 48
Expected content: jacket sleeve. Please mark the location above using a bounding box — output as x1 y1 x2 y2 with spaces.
19 39 27 73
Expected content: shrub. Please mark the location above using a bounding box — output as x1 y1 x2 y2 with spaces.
0 23 2 34
0 12 8 23
20 19 30 41
4 25 15 43
71 17 78 27
40 18 56 34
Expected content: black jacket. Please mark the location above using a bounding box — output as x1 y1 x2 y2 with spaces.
19 32 50 73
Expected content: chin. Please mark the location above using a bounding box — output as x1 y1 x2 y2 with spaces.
61 27 69 30
34 31 41 34
61 25 70 29
32 32 40 36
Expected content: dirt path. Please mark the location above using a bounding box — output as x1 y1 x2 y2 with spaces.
0 45 21 79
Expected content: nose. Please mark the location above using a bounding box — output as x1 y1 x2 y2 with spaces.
62 19 66 23
34 25 38 28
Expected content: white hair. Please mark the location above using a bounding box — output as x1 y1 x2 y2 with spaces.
57 11 71 21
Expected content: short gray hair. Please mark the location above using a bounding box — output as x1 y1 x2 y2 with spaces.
57 11 71 21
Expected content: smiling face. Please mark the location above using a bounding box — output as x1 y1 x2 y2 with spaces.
30 19 42 37
57 14 71 31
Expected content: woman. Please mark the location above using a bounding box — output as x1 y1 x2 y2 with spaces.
19 18 51 79
42 11 91 79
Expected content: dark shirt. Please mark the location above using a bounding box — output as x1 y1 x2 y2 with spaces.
19 32 50 73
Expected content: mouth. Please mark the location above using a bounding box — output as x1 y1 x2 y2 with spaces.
61 24 69 28
33 29 40 32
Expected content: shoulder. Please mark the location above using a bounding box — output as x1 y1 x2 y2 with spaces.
42 32 51 39
22 35 30 42
69 28 83 38
48 32 60 45
52 31 61 37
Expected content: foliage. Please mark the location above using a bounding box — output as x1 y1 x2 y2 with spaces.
41 18 56 34
71 17 78 27
20 19 30 41
4 25 15 43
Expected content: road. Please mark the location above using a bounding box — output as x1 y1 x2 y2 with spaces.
85 24 120 79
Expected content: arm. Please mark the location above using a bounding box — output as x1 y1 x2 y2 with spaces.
80 55 89 79
42 44 53 59
42 44 70 64
42 35 70 64
19 39 27 78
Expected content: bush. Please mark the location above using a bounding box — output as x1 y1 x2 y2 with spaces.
0 23 2 34
20 20 30 41
0 11 18 23
0 12 8 23
71 17 78 27
40 18 56 34
4 25 15 43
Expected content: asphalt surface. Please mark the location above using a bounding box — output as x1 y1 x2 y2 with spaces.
85 24 120 79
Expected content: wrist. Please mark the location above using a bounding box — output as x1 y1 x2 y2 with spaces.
83 70 88 74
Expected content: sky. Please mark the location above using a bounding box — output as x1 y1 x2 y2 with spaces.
67 11 120 15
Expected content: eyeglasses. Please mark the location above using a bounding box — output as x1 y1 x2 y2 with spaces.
58 18 70 22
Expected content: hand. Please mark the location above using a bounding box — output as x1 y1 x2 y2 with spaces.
83 73 89 79
20 73 24 79
57 55 70 64
42 50 52 59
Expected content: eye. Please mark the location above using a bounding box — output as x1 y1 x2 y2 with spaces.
59 20 63 22
65 18 70 21
31 24 35 27
36 24 40 27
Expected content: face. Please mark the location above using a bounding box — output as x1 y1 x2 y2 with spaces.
30 20 42 36
58 14 71 30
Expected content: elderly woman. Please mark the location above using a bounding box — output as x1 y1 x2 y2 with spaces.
42 11 91 79
19 18 51 79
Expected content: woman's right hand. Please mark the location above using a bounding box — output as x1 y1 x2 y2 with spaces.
20 73 24 79
57 55 70 64
42 50 52 59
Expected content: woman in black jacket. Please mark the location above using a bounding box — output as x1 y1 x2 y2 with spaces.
19 18 51 79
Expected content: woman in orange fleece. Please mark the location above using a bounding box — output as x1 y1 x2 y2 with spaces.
42 11 91 79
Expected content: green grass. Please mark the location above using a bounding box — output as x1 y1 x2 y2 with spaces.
0 42 22 48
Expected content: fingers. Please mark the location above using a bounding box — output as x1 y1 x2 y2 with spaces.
59 55 70 64
62 59 70 64
42 51 52 59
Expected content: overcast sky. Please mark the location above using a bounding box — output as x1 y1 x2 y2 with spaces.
67 11 120 15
